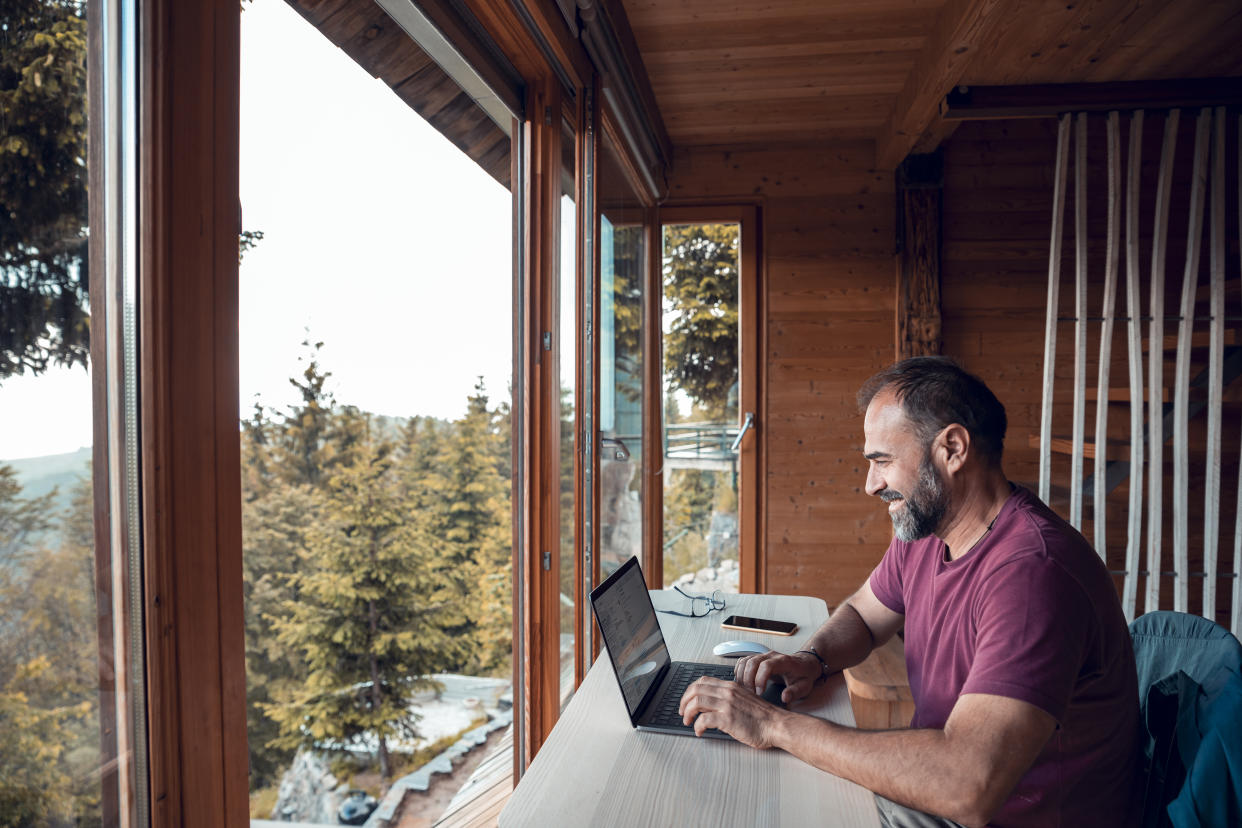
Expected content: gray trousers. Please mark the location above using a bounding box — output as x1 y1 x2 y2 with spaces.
874 794 967 828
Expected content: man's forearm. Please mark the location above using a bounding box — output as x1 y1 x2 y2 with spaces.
766 712 989 828
802 600 881 675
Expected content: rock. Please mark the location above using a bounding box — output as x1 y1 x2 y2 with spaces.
271 749 345 824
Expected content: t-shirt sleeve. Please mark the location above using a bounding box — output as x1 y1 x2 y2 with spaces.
959 556 1090 723
868 539 906 616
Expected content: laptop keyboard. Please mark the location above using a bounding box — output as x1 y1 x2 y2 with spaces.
648 662 737 728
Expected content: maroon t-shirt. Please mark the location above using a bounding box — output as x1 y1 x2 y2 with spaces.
869 485 1138 827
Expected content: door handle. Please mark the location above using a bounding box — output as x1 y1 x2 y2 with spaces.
731 412 756 452
600 436 631 461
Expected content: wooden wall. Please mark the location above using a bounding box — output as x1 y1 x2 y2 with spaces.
668 114 1240 625
942 114 1242 628
667 143 897 606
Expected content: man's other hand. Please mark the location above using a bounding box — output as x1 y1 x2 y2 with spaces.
733 651 821 703
679 676 788 748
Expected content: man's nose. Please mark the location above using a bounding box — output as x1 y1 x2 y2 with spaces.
864 465 884 497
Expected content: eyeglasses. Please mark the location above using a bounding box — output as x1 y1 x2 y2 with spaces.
658 585 726 618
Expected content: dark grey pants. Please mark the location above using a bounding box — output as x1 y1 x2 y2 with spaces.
875 794 967 828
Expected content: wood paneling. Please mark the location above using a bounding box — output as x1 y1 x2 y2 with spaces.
621 0 1242 168
941 114 1242 629
668 144 895 605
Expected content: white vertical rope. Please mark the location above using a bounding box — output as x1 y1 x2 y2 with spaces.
1094 112 1121 561
1204 107 1225 621
1146 109 1179 615
1122 110 1145 623
1041 114 1072 506
1171 109 1211 615
1071 114 1089 531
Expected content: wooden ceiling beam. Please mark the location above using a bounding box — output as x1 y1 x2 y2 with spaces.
942 78 1242 120
873 0 1009 171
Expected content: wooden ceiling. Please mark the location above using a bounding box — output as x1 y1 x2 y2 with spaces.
620 0 1242 167
284 0 512 187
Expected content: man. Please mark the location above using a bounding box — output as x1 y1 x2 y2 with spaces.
679 357 1139 828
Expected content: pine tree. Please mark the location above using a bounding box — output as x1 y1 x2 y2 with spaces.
411 380 512 675
273 338 336 487
241 400 276 503
0 472 100 826
242 481 313 788
0 658 91 827
266 421 463 781
1 0 90 380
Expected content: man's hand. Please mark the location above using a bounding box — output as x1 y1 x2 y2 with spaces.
678 676 789 748
733 651 822 704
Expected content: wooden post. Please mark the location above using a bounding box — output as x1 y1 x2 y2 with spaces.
1146 110 1179 615
1094 112 1121 559
1205 107 1225 620
1071 113 1089 530
895 152 944 359
1122 111 1145 622
1040 115 1072 505
1171 109 1211 614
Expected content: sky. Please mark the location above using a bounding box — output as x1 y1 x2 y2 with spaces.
0 0 515 461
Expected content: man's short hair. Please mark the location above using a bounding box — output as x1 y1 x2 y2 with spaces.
858 356 1007 465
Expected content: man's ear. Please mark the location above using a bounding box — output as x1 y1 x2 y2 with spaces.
938 424 971 474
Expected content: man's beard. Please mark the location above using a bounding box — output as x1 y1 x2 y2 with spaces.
880 452 948 542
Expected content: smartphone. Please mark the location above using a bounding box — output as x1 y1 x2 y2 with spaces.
720 615 798 636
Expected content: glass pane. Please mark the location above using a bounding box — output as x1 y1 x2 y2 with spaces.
0 0 111 823
558 119 576 710
241 3 513 821
661 223 741 592
597 135 646 581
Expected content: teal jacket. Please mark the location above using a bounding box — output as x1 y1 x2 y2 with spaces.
1132 611 1242 828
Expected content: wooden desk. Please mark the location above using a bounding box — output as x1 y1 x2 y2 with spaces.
500 591 881 827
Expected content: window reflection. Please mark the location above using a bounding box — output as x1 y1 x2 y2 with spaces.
597 134 646 582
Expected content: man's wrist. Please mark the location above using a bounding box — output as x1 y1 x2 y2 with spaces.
795 648 830 681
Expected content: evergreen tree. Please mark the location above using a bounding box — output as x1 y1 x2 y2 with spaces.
662 223 739 418
266 421 463 781
0 658 91 827
411 380 512 675
242 481 313 788
273 338 336 487
1 0 90 380
241 400 276 503
0 473 100 826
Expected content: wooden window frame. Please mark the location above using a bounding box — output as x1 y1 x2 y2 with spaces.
133 0 249 824
121 0 626 812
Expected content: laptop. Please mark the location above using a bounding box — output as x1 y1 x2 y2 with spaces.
589 556 784 740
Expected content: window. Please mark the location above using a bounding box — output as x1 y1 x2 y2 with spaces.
0 0 145 822
239 2 515 820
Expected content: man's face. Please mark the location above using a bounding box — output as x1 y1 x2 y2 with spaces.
863 390 948 541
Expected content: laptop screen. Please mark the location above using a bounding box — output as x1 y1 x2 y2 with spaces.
591 557 672 717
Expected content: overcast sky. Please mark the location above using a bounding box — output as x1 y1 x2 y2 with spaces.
0 0 514 461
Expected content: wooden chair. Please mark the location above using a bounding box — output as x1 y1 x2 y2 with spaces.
843 635 914 730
